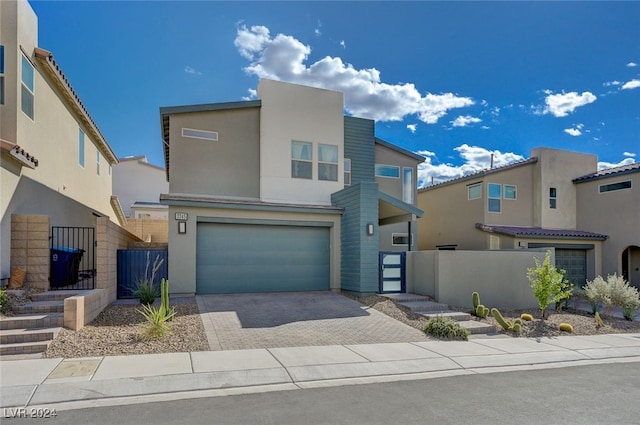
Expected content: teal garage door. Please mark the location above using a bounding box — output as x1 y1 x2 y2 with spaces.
196 223 330 294
555 249 587 288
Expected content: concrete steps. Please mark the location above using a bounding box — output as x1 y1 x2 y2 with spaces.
0 290 80 357
382 293 497 335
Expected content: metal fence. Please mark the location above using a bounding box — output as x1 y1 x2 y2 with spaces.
117 249 168 299
50 226 96 290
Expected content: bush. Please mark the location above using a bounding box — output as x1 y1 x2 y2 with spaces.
527 251 572 319
583 274 640 320
0 288 10 315
424 316 469 341
139 303 175 340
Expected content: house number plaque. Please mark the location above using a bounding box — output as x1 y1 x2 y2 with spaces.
175 212 188 221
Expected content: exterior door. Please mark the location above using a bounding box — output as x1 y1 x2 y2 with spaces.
379 251 406 293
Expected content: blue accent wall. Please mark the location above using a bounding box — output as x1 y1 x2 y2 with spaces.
332 182 380 294
344 116 375 185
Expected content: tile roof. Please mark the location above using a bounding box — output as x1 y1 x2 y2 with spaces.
419 157 538 192
573 161 640 183
0 139 38 168
475 223 608 240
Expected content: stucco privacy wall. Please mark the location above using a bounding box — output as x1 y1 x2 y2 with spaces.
408 249 551 310
124 218 169 243
165 205 342 295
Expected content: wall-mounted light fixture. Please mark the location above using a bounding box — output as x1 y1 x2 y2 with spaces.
178 221 187 234
366 223 374 236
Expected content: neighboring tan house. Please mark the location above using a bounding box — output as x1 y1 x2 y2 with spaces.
0 0 119 279
112 155 169 219
160 79 423 295
417 147 614 288
574 162 640 288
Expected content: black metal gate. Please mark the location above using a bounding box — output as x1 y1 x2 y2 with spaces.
50 226 96 290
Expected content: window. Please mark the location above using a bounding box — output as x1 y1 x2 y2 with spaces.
318 144 338 181
0 45 4 105
599 180 632 193
96 151 100 175
549 187 557 209
78 129 85 167
468 183 482 200
291 141 312 179
392 233 414 246
182 128 218 141
403 167 413 203
344 158 352 186
504 185 517 200
488 183 501 213
21 54 35 119
375 164 400 178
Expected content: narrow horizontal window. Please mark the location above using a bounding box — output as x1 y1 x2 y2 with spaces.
182 128 218 141
375 164 400 178
599 180 631 193
392 233 413 246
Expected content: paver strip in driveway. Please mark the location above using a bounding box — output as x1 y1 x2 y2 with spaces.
196 291 428 351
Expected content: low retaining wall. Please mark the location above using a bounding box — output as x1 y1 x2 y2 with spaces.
407 249 552 310
63 289 110 330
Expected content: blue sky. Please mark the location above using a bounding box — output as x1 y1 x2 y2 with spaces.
30 1 639 187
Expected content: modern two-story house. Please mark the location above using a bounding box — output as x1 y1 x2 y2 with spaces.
160 79 423 296
417 147 639 288
113 155 169 219
0 0 119 283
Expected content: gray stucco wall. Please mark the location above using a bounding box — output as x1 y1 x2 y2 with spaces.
332 182 379 294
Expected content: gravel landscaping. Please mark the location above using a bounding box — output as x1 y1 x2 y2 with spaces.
33 293 640 359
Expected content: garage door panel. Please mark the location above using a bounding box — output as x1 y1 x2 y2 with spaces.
196 223 330 294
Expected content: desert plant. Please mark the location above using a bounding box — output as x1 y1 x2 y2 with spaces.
475 304 490 318
134 252 164 305
491 308 521 332
595 311 604 327
527 251 572 319
472 292 481 310
138 303 175 340
424 316 469 341
159 278 175 322
471 292 489 318
558 323 574 333
0 288 10 315
583 274 640 320
520 313 533 321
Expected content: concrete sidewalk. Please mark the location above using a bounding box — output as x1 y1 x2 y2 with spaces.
2 333 639 411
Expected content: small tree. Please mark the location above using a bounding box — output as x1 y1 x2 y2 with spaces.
527 251 572 319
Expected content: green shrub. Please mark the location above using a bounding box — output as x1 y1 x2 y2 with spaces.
138 303 175 340
0 288 10 315
583 274 640 320
527 251 572 319
425 316 469 341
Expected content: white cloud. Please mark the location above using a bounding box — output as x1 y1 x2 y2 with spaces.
242 88 258 100
340 40 346 49
234 25 474 123
417 144 525 187
564 123 584 137
541 91 597 117
603 81 621 87
407 124 417 133
184 66 202 75
627 62 638 67
598 157 636 170
621 79 640 90
451 115 481 127
623 152 636 157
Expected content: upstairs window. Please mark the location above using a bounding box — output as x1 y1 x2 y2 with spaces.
0 45 4 105
96 151 100 175
182 128 218 141
344 158 352 186
21 54 35 119
504 185 517 200
78 129 85 167
392 233 414 246
291 141 312 179
468 182 482 200
318 144 338 181
488 183 501 213
549 187 557 209
403 167 413 203
375 164 400 178
599 180 631 193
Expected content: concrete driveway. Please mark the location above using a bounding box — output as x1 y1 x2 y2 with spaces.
196 291 428 350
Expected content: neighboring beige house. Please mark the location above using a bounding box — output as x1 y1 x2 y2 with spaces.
112 155 169 219
0 0 119 278
160 79 423 295
416 147 624 288
574 162 640 288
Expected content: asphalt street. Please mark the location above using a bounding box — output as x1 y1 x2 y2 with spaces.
4 362 639 425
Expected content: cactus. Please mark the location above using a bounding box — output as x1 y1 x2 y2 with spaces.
595 311 604 327
520 313 533 321
472 292 481 310
512 322 521 332
160 278 173 322
491 308 521 332
514 318 522 326
475 304 489 318
558 323 573 333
